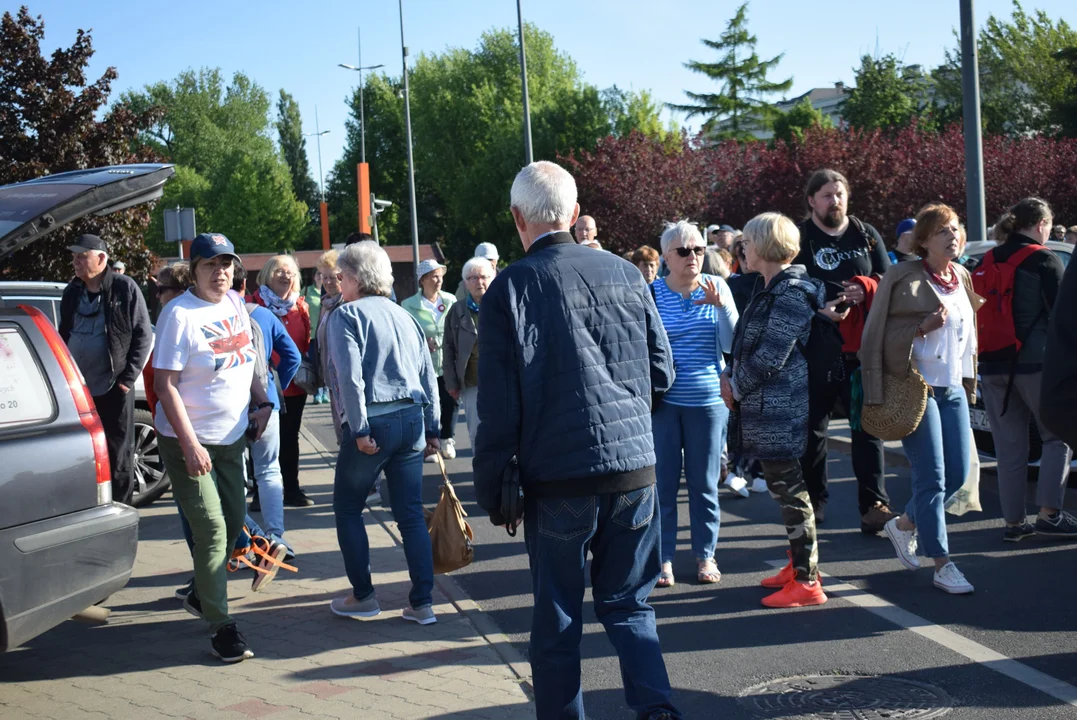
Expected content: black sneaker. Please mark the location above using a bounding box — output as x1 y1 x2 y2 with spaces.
1003 522 1035 543
211 623 254 663
174 578 195 600
1034 511 1077 538
183 589 204 619
283 491 314 507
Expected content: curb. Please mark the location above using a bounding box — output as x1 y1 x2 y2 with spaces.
298 425 535 694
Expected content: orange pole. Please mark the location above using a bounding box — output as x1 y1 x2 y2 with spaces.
320 201 330 250
358 163 371 233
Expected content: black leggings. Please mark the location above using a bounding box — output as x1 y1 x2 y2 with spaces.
438 376 458 440
280 393 308 495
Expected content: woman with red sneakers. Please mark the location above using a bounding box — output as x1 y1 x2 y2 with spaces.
721 212 831 608
253 255 312 507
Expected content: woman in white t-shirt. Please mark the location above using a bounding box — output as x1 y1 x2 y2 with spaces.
154 233 272 664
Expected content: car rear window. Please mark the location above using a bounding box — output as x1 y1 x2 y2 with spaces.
0 326 55 429
2 297 58 325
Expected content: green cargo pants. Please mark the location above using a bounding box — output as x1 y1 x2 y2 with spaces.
158 433 247 631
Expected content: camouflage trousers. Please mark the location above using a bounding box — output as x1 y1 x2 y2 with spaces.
759 459 819 582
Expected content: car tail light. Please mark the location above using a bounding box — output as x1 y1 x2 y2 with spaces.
19 304 113 501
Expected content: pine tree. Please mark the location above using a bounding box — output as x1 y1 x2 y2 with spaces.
276 90 319 209
669 2 792 140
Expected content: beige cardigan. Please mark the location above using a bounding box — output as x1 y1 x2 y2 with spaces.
859 261 985 406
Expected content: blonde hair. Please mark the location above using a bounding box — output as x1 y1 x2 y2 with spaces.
257 254 301 297
742 212 801 263
316 249 339 275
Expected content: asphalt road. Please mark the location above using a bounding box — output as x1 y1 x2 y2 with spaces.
304 402 1077 719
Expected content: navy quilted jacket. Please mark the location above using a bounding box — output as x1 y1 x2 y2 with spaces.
472 232 674 518
728 265 825 461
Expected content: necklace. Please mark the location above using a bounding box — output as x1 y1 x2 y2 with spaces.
923 260 959 294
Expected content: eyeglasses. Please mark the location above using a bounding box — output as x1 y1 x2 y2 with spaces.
467 275 492 282
273 269 296 278
674 247 706 258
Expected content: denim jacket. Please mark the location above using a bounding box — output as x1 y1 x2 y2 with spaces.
327 295 440 440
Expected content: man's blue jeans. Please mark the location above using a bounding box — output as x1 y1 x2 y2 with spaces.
900 386 971 559
334 409 433 609
653 401 728 564
524 486 681 720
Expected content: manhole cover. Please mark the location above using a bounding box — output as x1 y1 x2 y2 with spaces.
739 674 953 719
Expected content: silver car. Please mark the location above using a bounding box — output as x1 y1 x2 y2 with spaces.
0 163 174 650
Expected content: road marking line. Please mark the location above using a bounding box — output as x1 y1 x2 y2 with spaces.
767 560 1077 707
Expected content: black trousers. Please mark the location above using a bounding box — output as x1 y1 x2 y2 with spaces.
437 376 458 440
280 393 308 496
799 354 888 516
94 383 135 505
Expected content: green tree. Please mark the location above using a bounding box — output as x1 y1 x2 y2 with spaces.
1053 47 1077 137
0 7 161 281
124 69 308 254
276 90 319 209
601 86 670 139
325 24 628 273
842 55 933 131
933 2 1077 135
669 2 793 140
772 97 833 144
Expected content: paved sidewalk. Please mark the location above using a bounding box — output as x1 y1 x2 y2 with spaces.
0 430 535 720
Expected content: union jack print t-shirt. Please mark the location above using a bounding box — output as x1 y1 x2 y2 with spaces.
153 289 257 445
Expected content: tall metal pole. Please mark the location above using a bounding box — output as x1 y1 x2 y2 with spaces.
315 106 325 201
359 27 367 165
960 0 987 244
399 0 421 285
517 0 534 164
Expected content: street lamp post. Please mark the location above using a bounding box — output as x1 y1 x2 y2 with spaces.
398 0 421 287
306 113 331 249
517 0 534 164
960 0 987 244
338 30 385 164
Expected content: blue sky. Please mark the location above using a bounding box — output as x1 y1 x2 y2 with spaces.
25 0 1077 179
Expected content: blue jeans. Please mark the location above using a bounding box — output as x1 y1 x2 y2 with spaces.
334 409 433 609
251 411 285 539
524 487 681 720
900 386 971 559
653 402 728 564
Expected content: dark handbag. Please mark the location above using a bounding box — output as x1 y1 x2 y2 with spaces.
501 456 524 537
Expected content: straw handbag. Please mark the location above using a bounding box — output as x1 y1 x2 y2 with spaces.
860 367 930 441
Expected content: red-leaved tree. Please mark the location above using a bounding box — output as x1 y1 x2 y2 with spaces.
563 124 1077 255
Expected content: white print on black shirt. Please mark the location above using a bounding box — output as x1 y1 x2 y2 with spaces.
815 245 869 272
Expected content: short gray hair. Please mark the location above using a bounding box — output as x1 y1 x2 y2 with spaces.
462 257 494 281
660 220 704 254
510 161 577 225
338 241 394 297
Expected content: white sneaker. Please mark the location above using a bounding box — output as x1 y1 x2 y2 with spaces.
750 477 769 494
442 438 456 460
933 562 974 594
724 473 750 498
884 517 921 570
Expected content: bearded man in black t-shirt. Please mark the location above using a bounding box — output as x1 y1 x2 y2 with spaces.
793 168 896 534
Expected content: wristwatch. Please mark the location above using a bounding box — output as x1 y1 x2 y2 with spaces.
253 402 273 411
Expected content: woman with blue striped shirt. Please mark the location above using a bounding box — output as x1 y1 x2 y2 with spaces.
653 220 739 587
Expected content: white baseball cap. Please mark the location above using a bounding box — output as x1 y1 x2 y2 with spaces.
416 258 446 278
474 242 499 260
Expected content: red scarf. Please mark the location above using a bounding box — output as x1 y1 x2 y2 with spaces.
923 260 959 294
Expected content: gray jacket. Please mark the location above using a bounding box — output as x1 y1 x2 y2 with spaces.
442 299 477 393
326 295 440 440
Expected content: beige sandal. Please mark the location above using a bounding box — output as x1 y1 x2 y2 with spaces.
697 558 721 584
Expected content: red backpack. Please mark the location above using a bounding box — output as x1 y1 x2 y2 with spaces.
971 244 1045 353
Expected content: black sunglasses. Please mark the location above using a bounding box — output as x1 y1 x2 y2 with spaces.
674 247 706 258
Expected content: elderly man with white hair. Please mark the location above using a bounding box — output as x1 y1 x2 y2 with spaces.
472 161 681 720
326 241 441 626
